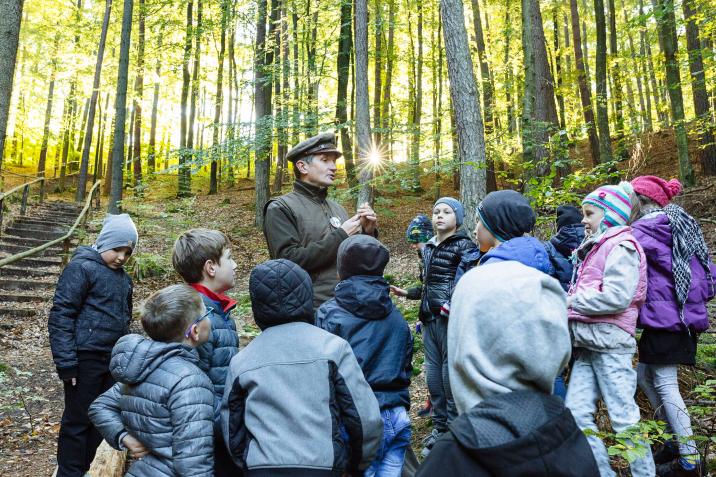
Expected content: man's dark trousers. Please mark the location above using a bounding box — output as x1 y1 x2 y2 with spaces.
56 352 114 477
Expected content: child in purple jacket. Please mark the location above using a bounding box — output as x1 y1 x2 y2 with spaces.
631 175 716 477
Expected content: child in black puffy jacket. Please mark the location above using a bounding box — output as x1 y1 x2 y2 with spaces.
391 197 477 457
49 213 137 477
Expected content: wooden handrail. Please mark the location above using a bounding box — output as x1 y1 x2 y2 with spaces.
0 177 45 200
0 180 102 268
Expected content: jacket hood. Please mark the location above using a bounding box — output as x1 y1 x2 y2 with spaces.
550 224 586 258
449 391 588 471
249 259 314 330
452 391 566 450
74 245 108 266
632 212 671 244
482 237 554 275
449 262 570 413
334 275 394 320
110 334 200 385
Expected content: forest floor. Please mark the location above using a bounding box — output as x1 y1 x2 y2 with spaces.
0 172 714 476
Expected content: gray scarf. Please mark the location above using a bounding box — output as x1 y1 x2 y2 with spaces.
662 204 713 321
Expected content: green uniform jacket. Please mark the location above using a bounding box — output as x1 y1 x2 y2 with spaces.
263 180 349 309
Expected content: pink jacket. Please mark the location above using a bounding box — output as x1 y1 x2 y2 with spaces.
568 227 647 336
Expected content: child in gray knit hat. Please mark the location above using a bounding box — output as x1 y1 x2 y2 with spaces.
48 213 137 476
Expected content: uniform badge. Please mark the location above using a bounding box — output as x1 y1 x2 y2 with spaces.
329 217 342 228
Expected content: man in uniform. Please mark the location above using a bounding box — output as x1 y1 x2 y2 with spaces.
263 132 378 309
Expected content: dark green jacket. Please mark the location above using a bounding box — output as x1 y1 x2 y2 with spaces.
263 180 349 308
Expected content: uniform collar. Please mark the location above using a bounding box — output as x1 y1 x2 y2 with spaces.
294 180 328 201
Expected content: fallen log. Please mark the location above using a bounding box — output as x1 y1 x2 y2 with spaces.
51 441 126 477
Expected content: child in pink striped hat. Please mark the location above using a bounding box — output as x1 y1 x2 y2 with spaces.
565 181 656 476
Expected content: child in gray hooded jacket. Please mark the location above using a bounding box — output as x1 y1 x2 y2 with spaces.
222 259 383 477
89 284 215 477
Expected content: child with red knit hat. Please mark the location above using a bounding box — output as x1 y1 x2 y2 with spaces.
565 181 655 477
631 175 715 477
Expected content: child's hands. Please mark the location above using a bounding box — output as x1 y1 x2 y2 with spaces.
389 285 408 297
122 434 149 459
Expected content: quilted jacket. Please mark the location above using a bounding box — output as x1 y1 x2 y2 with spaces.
193 288 239 406
221 259 383 476
419 231 477 322
88 334 215 477
48 246 133 380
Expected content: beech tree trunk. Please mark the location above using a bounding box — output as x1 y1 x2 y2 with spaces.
38 33 60 178
682 0 715 175
77 0 112 201
355 0 373 206
570 0 600 166
440 0 487 231
178 0 193 197
210 0 227 195
594 0 613 163
254 0 272 226
335 0 355 184
0 0 25 170
654 0 694 185
108 0 133 213
148 30 161 174
521 0 560 177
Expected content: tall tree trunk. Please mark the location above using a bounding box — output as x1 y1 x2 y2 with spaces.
373 0 382 145
148 30 161 174
441 0 487 231
641 0 667 127
188 0 202 157
521 0 560 177
273 1 288 193
579 0 592 85
470 0 496 191
594 0 613 163
210 0 227 195
0 0 25 170
109 0 133 213
621 0 649 132
504 0 516 134
77 0 112 201
133 0 146 190
381 0 395 156
571 0 601 165
409 0 424 191
553 9 566 129
336 0 355 184
227 6 237 187
305 5 319 136
654 0 694 185
607 0 624 137
254 0 272 226
103 116 115 196
431 7 444 199
38 33 60 178
682 0 715 175
126 104 134 176
179 0 193 197
95 93 110 181
355 0 373 205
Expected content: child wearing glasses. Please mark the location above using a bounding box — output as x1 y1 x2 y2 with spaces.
172 228 241 476
89 284 215 477
48 213 137 477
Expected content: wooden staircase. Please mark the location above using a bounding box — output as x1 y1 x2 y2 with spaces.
0 201 82 320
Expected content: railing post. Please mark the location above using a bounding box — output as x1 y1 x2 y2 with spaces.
39 179 45 204
20 185 29 215
61 238 71 268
